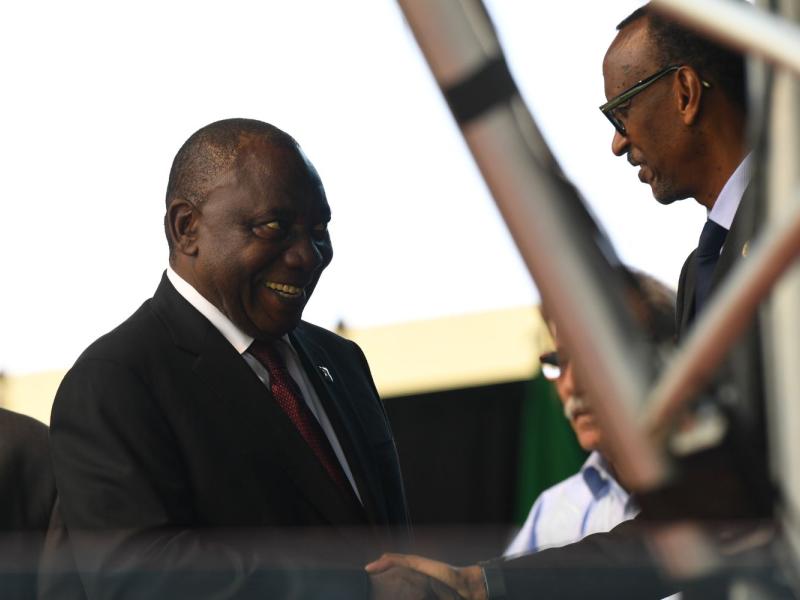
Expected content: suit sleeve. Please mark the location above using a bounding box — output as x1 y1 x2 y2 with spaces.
483 519 677 599
347 339 412 531
50 357 369 600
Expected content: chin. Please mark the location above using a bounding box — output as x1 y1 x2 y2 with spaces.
577 432 602 453
652 184 689 205
655 195 679 206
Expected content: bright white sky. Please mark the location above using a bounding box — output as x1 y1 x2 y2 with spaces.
1 1 707 375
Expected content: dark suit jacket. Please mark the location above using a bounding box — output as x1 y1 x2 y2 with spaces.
49 273 410 599
0 407 56 599
676 186 759 336
676 187 770 495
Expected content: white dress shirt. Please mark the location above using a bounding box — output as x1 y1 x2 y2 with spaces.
708 153 753 231
166 267 362 503
504 451 637 557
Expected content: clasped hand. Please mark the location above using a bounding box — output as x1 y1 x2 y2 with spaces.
366 553 487 600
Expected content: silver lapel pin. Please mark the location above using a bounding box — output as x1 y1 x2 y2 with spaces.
317 365 334 383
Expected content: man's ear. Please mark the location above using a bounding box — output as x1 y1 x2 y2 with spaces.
167 199 201 257
675 66 705 126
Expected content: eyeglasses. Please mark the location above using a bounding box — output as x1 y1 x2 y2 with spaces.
539 351 567 381
599 64 711 136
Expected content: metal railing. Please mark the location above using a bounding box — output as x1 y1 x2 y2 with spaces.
396 0 800 593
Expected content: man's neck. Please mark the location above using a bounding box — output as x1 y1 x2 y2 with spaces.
696 149 748 210
693 110 748 210
598 449 630 492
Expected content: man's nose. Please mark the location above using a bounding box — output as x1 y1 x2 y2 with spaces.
285 233 324 271
562 362 585 397
611 130 630 156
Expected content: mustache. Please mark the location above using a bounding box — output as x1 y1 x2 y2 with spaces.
563 395 591 422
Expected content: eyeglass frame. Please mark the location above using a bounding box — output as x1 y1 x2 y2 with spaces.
539 351 567 381
599 64 711 137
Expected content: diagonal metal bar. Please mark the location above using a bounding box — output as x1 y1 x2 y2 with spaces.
396 0 667 489
644 199 800 438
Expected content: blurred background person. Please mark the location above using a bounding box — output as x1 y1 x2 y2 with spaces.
49 119 412 600
0 405 55 600
505 272 676 557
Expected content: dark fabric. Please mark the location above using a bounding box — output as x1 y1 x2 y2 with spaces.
37 498 86 600
495 520 675 599
676 186 771 513
694 219 728 315
0 408 56 600
385 382 523 529
48 273 410 599
247 340 353 496
677 189 756 335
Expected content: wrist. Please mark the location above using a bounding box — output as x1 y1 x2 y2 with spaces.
458 565 489 600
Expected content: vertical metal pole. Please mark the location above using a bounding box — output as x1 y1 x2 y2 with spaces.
763 0 800 576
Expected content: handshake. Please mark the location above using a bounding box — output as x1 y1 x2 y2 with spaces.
366 554 487 600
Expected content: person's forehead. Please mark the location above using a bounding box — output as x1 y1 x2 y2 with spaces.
228 145 327 212
603 21 660 94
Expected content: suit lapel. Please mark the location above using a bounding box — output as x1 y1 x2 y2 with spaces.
678 250 697 336
680 185 757 334
152 275 367 527
710 186 757 297
290 327 388 527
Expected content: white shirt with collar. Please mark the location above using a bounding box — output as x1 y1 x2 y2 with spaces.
166 266 362 503
504 451 637 557
708 152 753 231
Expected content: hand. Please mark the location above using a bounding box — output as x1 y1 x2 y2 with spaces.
366 554 487 600
369 565 461 600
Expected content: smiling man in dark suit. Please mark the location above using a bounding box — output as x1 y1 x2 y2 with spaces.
49 119 420 599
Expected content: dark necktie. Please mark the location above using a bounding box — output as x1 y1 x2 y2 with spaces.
248 340 352 495
694 219 728 316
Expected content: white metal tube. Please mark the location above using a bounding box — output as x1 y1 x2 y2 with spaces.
653 0 800 76
644 201 800 438
763 0 800 577
397 0 666 488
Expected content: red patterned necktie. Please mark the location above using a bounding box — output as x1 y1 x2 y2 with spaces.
248 340 352 494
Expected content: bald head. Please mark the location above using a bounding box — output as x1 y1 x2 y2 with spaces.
164 119 298 252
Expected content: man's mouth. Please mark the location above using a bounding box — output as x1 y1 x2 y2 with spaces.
628 155 651 183
265 281 304 299
572 409 592 421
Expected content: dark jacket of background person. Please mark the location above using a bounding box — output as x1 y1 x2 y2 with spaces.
0 407 56 599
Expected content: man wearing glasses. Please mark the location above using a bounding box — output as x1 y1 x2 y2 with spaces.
365 4 754 599
601 4 750 329
504 274 676 558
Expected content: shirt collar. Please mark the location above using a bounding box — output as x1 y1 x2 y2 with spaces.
581 451 627 500
708 152 753 230
166 266 254 354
